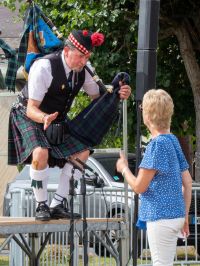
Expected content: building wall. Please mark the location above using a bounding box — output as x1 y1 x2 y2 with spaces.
0 5 23 215
0 92 18 215
0 4 23 49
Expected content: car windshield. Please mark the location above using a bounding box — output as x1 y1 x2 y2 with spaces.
91 152 136 184
85 158 112 185
94 157 124 183
86 158 124 183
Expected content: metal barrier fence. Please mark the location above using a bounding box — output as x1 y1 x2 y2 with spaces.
8 186 200 265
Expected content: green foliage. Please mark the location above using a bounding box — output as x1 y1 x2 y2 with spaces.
160 0 200 18
157 37 195 136
68 91 91 119
1 0 17 11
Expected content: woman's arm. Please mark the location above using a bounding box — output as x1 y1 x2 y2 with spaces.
181 169 192 236
182 170 192 215
116 151 156 194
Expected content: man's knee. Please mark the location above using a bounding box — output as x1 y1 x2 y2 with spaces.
32 147 48 169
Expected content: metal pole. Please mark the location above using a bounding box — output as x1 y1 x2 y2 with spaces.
122 99 130 264
132 101 142 266
29 233 39 266
10 189 26 266
133 1 160 265
69 168 75 266
123 99 128 205
81 174 89 266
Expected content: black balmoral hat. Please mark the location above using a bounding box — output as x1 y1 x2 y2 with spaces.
68 29 104 55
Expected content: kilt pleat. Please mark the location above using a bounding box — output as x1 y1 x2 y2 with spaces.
8 106 88 168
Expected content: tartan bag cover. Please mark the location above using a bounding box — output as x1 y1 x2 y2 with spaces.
0 39 18 91
68 90 120 146
68 72 130 146
22 4 63 74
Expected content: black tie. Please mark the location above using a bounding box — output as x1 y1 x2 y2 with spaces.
67 70 73 90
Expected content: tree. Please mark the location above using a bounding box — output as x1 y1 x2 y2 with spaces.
159 1 200 180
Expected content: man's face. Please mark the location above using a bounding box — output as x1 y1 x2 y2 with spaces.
64 47 92 72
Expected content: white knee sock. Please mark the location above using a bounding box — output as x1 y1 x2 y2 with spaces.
50 162 82 208
30 165 49 204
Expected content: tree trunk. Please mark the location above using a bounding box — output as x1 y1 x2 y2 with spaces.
175 23 200 182
178 136 194 178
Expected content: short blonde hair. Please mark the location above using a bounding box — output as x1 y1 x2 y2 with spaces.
142 89 174 130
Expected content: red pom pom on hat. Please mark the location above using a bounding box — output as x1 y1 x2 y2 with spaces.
68 29 104 54
91 32 104 47
82 30 88 36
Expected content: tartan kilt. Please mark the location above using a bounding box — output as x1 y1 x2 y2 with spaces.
8 106 89 168
69 90 120 146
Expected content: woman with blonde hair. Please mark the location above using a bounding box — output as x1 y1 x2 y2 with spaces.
117 89 192 266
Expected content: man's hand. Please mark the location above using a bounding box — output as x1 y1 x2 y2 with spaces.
111 72 131 99
118 82 131 100
43 112 59 130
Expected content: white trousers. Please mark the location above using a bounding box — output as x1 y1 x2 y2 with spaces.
147 218 185 266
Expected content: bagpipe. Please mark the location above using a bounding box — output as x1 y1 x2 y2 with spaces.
17 1 131 147
68 68 130 146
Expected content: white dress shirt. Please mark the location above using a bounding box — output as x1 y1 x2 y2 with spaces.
28 50 99 101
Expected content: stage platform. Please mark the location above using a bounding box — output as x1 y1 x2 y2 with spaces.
0 217 126 266
0 217 124 234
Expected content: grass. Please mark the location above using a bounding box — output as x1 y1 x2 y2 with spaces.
0 257 8 266
0 245 200 265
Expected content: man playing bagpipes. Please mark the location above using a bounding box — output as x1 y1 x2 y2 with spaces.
8 27 131 221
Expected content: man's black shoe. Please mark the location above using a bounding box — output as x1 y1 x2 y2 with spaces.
35 202 51 221
50 203 81 219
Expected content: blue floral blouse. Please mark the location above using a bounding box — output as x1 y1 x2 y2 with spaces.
137 134 189 229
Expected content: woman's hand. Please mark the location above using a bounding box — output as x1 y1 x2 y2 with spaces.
116 151 128 173
43 112 59 130
181 217 190 237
